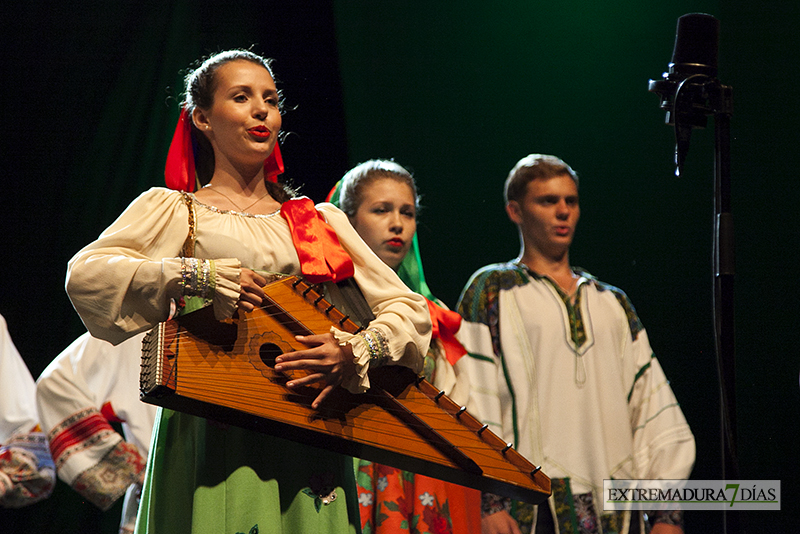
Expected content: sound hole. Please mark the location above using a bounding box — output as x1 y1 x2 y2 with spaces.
260 343 284 368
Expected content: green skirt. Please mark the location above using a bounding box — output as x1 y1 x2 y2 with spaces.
135 408 361 534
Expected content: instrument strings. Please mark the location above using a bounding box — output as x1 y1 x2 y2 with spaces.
161 327 534 480
147 276 544 490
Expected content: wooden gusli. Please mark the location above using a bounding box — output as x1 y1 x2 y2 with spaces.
140 275 550 503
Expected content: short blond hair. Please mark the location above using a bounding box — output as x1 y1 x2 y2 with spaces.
504 154 579 203
338 160 419 218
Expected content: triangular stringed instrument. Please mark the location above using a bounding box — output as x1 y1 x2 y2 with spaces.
140 275 550 503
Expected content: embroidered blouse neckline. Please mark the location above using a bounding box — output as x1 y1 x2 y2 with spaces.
188 193 281 219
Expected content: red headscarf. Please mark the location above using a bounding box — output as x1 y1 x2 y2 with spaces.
164 107 284 192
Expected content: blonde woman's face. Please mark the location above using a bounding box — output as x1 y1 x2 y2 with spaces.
350 178 417 270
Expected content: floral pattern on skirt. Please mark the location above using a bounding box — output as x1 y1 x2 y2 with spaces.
355 460 481 534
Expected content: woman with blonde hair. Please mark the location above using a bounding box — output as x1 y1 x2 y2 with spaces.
330 159 481 534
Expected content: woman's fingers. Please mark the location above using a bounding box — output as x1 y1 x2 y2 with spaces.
275 334 337 367
311 385 336 409
238 269 266 310
285 372 326 389
269 334 357 409
274 334 349 399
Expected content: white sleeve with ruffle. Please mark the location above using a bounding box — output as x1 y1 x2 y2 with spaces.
65 188 241 345
317 204 431 393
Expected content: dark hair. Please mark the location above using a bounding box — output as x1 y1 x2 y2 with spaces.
183 49 293 202
338 160 419 218
504 154 579 204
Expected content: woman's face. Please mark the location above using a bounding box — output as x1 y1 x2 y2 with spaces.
350 178 417 270
194 60 281 169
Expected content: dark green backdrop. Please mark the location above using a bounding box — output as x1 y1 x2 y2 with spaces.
2 1 797 532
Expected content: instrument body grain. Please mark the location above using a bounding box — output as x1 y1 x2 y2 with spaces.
140 276 550 503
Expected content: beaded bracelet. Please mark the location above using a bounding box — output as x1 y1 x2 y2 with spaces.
180 258 215 299
357 328 391 367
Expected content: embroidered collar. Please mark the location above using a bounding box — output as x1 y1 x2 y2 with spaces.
512 261 593 295
189 194 281 219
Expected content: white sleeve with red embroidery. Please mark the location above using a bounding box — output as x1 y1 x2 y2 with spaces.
35 332 156 510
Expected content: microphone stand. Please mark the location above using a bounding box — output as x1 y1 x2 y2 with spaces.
649 31 739 533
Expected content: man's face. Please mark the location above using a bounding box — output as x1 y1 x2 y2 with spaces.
506 174 580 257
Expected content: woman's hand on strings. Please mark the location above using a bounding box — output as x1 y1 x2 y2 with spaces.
238 268 267 312
274 333 356 409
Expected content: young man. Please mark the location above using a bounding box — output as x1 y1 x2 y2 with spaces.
456 154 695 534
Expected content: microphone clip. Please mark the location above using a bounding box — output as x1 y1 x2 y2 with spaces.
648 13 732 176
649 71 733 128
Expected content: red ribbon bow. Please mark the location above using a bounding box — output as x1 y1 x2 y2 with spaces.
280 197 355 283
425 297 467 365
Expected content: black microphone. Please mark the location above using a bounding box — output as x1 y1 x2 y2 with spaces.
649 13 724 176
669 13 719 79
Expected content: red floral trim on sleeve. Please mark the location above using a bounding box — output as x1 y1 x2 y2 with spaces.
72 440 145 510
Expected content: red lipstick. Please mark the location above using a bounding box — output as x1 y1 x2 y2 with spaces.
248 126 271 138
